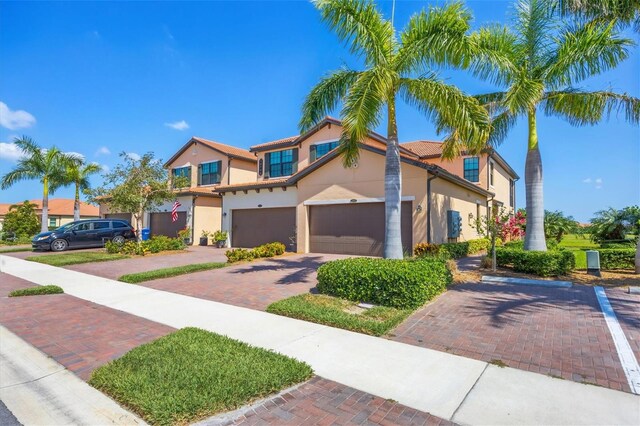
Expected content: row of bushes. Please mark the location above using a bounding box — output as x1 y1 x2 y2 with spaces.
105 236 186 256
599 249 635 270
225 242 286 263
317 257 452 309
495 248 576 276
414 238 490 259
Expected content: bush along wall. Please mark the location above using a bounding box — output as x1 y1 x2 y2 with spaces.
598 249 635 270
495 248 575 277
316 257 452 309
225 242 286 263
413 238 490 259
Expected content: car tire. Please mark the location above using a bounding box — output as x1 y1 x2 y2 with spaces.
112 235 126 244
50 239 68 252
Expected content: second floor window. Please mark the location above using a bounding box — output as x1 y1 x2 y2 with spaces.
172 167 191 188
463 157 479 182
266 149 297 178
198 161 222 185
310 141 338 162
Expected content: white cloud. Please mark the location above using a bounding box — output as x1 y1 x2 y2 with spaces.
164 120 189 131
126 152 141 161
595 177 603 189
582 178 592 184
100 164 110 173
0 102 36 130
0 142 25 161
95 146 110 156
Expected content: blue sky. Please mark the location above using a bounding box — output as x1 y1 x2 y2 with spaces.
1 0 638 222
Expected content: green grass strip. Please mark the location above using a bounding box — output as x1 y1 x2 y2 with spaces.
266 294 413 336
9 285 64 297
0 247 32 253
89 327 312 426
118 262 227 283
26 252 129 266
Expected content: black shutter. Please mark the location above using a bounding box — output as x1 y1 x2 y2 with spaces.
292 149 299 173
215 160 222 184
264 153 270 178
197 164 202 185
310 145 317 162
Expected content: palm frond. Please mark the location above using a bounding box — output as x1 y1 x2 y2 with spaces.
504 76 545 113
299 67 360 131
314 0 393 66
468 24 519 86
339 68 387 166
395 1 473 73
559 0 640 31
487 109 521 147
400 76 490 159
544 20 632 87
514 0 558 69
0 166 40 189
542 89 640 125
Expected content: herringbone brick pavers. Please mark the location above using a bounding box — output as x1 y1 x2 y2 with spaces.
0 273 175 380
391 281 631 392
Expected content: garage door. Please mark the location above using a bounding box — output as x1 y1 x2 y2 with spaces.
232 207 296 250
309 201 412 256
105 213 132 223
149 212 187 238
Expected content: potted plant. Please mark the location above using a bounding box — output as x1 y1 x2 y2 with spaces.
178 227 191 245
213 230 228 248
199 230 210 246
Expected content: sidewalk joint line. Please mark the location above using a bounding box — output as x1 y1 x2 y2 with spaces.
0 367 66 390
449 362 489 421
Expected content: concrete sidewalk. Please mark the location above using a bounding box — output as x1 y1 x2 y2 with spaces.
0 326 145 426
2 255 638 425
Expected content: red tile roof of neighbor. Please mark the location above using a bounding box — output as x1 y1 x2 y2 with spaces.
0 199 99 217
400 140 445 158
249 135 300 151
191 137 257 162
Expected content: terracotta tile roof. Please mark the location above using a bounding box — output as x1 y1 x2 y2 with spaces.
192 137 257 162
249 135 300 152
0 204 12 215
401 141 444 158
214 178 289 192
173 186 220 196
0 199 99 217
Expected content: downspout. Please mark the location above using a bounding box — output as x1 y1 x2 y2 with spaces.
191 195 197 244
426 171 439 244
227 158 232 185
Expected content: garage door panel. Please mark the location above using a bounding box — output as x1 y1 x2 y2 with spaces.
232 207 296 250
150 212 187 238
309 202 412 256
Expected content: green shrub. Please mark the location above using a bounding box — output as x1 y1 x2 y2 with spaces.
599 249 635 270
225 248 255 263
503 240 524 250
439 242 469 259
546 239 559 250
468 238 490 253
251 242 286 258
413 243 440 257
9 285 64 297
105 237 185 256
600 239 636 248
495 248 575 276
316 257 452 309
414 238 489 259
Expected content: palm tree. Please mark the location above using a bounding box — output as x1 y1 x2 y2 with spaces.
465 0 639 251
300 0 491 259
560 0 640 32
60 160 102 221
0 137 75 233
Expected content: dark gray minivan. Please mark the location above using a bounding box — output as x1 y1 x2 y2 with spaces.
32 219 136 251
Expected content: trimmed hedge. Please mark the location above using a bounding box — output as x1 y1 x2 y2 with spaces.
496 248 575 276
316 257 452 309
9 285 64 297
106 236 186 256
599 249 635 270
414 238 490 259
226 242 286 263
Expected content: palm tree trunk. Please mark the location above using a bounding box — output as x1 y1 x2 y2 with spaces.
41 177 49 233
523 109 546 251
384 97 404 259
74 183 80 222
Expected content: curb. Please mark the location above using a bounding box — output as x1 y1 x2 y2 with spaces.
481 275 572 288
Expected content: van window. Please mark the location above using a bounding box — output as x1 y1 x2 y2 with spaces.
93 221 111 230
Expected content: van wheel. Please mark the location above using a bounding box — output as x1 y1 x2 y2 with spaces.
112 235 126 245
51 239 68 252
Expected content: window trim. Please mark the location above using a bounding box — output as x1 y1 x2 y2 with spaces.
171 166 192 188
198 160 222 186
463 157 480 183
310 139 339 162
265 148 298 179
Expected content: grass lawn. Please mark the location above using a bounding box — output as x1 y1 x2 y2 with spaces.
27 252 129 266
89 328 312 426
119 262 226 283
558 234 598 250
0 246 31 253
9 285 64 297
266 294 412 336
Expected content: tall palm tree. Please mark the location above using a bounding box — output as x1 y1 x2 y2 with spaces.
300 0 490 259
560 0 640 32
0 137 75 233
465 0 639 251
60 160 101 221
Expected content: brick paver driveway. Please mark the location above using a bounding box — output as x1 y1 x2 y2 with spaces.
391 281 634 393
138 254 346 311
0 273 174 380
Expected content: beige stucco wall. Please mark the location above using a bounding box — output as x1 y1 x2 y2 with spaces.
193 196 222 240
425 154 490 189
429 178 488 244
296 149 429 253
489 158 515 213
228 158 257 184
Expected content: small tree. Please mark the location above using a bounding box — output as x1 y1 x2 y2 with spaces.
471 208 515 272
88 152 187 240
3 201 40 237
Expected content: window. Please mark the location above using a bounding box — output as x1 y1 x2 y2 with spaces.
266 149 297 178
198 161 221 185
74 222 91 231
113 221 129 228
489 162 495 186
48 217 56 227
310 141 338 162
172 167 191 188
463 157 479 182
93 221 110 230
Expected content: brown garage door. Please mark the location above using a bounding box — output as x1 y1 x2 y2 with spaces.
309 201 412 256
232 207 296 250
105 213 132 223
149 212 187 238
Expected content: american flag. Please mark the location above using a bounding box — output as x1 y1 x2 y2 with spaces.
171 200 181 222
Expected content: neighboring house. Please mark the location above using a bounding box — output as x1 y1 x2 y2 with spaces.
98 137 257 240
0 198 100 230
214 117 519 256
